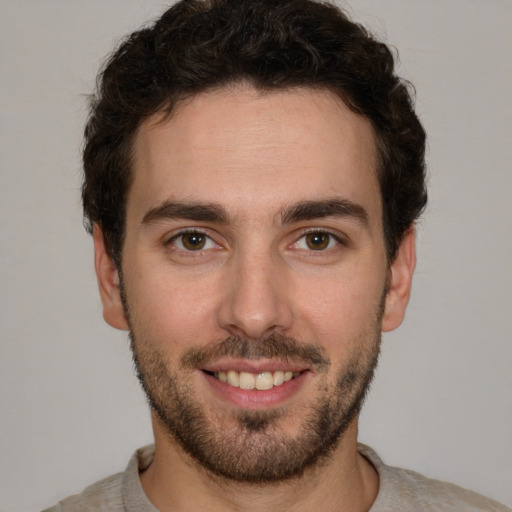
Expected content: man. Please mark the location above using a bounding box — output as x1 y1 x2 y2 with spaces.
44 0 510 510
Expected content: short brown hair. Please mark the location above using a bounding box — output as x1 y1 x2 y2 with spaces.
83 0 427 265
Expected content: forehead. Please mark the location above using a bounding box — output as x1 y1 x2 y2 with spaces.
129 85 380 225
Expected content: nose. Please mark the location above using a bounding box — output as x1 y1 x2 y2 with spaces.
217 249 293 340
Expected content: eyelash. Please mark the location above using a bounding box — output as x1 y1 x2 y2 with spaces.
165 228 345 254
292 229 344 252
166 229 218 252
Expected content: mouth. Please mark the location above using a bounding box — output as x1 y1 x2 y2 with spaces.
203 369 301 390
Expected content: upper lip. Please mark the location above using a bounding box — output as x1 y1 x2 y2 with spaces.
200 359 308 374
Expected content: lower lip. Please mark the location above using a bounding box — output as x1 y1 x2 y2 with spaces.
202 371 310 409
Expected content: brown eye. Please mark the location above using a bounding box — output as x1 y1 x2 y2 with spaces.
305 232 330 250
168 230 220 255
181 232 207 250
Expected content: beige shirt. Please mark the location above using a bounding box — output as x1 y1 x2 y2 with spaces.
43 444 511 511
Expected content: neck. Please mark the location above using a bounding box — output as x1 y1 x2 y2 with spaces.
140 414 379 512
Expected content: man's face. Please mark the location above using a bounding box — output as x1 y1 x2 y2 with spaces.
95 85 414 481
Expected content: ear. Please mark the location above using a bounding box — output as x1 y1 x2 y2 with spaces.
93 225 129 331
382 227 416 332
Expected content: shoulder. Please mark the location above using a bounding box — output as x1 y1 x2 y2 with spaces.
379 464 511 511
41 445 156 512
41 472 124 512
358 444 511 512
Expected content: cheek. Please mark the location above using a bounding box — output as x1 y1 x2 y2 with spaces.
294 267 385 344
125 265 222 350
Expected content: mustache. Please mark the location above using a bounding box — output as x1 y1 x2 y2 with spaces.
180 333 330 372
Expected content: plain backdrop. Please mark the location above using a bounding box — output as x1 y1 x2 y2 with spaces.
1 1 511 510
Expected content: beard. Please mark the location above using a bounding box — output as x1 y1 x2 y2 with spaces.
123 286 384 484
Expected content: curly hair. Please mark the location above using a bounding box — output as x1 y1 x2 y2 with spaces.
83 0 427 265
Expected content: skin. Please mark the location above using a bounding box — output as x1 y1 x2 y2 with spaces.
94 84 416 512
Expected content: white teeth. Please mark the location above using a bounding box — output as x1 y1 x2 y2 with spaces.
213 369 300 390
226 370 240 387
273 370 284 386
239 371 255 390
255 372 274 390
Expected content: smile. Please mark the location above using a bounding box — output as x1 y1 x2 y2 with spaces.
205 370 301 390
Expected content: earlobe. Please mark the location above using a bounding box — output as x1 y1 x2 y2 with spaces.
93 225 129 331
382 228 416 332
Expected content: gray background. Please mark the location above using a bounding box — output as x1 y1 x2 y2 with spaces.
1 1 511 510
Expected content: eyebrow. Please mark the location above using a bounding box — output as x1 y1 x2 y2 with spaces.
141 197 369 227
142 201 229 225
280 198 369 226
